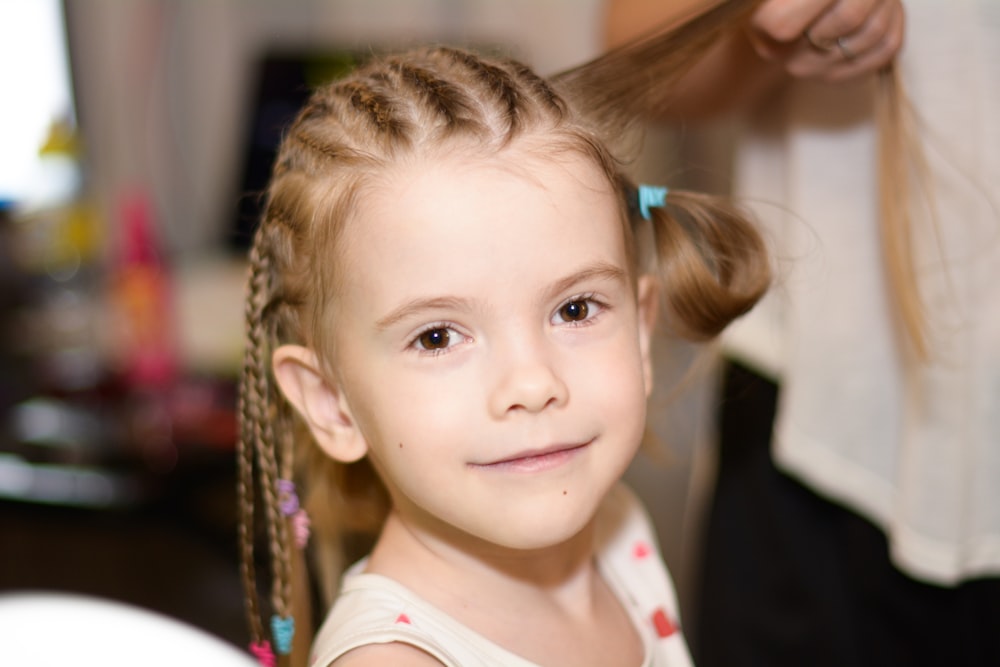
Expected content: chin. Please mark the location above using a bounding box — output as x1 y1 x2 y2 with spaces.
484 495 602 551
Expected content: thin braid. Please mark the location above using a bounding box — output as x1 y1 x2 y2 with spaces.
257 418 291 616
238 225 274 645
249 233 293 626
237 355 264 643
241 219 294 648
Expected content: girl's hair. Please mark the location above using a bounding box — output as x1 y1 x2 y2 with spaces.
237 3 770 663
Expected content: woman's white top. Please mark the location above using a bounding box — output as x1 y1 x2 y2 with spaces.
310 484 693 666
723 0 1000 584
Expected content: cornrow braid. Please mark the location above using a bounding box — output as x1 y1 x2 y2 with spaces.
390 60 481 133
431 46 523 136
290 127 345 165
338 80 403 135
508 59 567 119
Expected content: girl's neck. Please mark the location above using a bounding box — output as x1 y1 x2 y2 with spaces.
367 509 599 603
363 510 643 666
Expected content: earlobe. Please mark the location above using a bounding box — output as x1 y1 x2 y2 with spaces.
271 345 368 463
636 275 659 397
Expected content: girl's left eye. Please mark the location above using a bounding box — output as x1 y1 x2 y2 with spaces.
553 296 603 325
418 328 451 350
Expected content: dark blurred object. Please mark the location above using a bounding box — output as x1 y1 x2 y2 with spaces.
229 50 366 250
0 204 36 462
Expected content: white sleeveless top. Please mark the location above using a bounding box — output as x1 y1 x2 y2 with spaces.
309 484 693 667
723 0 1000 584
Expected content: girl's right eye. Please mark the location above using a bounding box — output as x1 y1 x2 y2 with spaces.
410 325 463 354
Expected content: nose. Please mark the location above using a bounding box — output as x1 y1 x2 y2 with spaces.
488 337 569 417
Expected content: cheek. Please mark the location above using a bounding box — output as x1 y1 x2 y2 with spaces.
578 329 648 389
580 340 649 429
350 368 477 466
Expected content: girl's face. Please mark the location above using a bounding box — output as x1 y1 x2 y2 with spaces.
295 144 656 553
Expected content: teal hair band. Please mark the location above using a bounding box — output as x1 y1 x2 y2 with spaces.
638 184 669 220
271 614 295 655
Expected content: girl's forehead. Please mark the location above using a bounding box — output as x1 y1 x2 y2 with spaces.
337 145 626 286
371 141 616 214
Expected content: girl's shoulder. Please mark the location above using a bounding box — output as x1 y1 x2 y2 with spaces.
309 571 462 667
595 484 694 666
310 569 536 667
328 641 446 667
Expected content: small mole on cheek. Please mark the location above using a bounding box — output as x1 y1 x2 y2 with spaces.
399 442 404 449
562 490 567 496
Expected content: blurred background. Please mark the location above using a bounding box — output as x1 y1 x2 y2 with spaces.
0 0 723 650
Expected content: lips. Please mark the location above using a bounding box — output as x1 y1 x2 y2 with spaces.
471 440 592 473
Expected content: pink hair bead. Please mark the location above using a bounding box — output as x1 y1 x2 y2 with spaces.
249 640 276 666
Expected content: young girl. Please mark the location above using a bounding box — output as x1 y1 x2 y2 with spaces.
237 4 769 666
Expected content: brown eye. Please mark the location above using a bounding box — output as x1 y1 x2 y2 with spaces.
559 300 588 322
417 328 450 350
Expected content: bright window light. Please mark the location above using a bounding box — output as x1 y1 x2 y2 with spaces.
0 0 77 207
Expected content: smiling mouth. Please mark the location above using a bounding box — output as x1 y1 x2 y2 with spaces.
471 441 592 473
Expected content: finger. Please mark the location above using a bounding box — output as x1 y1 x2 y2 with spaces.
822 0 904 81
752 0 839 43
836 0 902 60
749 0 903 81
745 28 797 63
805 0 889 48
747 27 837 79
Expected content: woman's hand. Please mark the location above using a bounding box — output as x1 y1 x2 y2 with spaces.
746 0 905 81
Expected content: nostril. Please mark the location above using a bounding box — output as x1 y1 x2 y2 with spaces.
506 395 557 413
492 366 568 416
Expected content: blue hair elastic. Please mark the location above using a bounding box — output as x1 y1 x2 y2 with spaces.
271 615 295 655
638 184 669 220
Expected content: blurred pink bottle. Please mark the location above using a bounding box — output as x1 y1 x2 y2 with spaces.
108 190 177 390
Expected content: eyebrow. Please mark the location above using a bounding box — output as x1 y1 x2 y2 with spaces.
545 262 628 302
375 296 473 331
373 261 628 332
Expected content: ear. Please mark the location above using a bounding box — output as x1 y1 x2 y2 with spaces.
636 274 659 397
271 344 368 463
